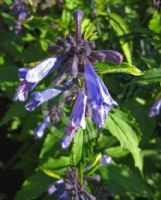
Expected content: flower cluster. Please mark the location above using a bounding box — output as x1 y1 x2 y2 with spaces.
153 0 161 7
48 155 112 200
11 0 28 34
14 10 123 148
149 98 161 117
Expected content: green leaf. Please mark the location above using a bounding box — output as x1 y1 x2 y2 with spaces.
137 68 161 84
105 146 129 158
149 11 161 34
100 164 153 198
71 128 84 165
39 127 63 159
95 62 143 76
15 172 53 200
43 169 61 179
41 156 70 170
110 13 132 63
104 109 143 172
83 117 97 144
81 19 98 40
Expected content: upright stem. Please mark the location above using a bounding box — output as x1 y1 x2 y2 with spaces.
73 10 83 44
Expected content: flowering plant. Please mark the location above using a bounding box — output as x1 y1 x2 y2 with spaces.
0 1 161 200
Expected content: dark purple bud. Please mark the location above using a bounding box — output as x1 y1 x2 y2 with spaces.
66 34 75 45
97 50 123 64
48 44 63 54
73 10 83 44
71 55 78 78
85 175 101 183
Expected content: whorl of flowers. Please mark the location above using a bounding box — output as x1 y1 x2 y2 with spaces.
14 10 123 148
48 155 112 200
11 0 29 34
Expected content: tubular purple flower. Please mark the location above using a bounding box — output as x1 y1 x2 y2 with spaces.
98 50 123 64
84 61 117 127
25 88 63 111
62 89 87 149
69 89 87 129
100 155 112 166
48 180 64 195
14 80 35 102
61 134 74 149
149 98 161 117
34 117 50 139
15 56 63 102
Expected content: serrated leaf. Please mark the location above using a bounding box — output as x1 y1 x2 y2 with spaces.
137 68 161 84
96 62 143 76
110 13 132 63
100 164 153 198
41 156 70 170
71 128 83 165
104 109 143 172
15 172 53 200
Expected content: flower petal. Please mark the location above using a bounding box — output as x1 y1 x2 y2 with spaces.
70 89 87 129
34 117 50 139
14 80 35 102
149 98 161 117
14 56 63 102
24 56 63 83
48 180 64 196
100 155 112 166
25 88 63 111
84 61 117 126
61 134 74 149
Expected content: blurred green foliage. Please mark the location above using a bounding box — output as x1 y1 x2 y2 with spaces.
0 0 161 199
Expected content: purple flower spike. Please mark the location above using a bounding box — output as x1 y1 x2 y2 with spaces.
149 98 161 117
98 50 123 64
85 61 117 127
15 56 63 102
34 117 50 139
100 155 112 166
25 88 63 111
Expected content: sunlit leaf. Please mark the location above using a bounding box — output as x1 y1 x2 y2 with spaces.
104 109 143 172
96 62 143 76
